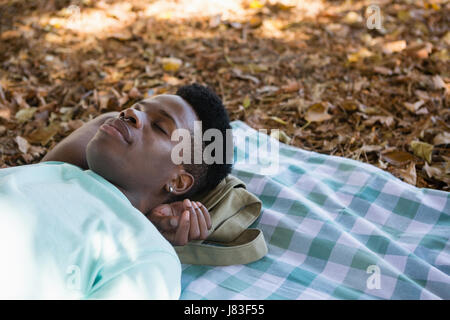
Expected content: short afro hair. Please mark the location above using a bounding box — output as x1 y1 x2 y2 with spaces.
174 83 233 199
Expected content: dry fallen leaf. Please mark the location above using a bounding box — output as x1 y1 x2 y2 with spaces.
342 11 363 25
347 48 373 63
249 16 263 28
67 119 84 131
270 130 291 144
397 10 411 22
110 30 133 41
381 151 415 166
304 102 332 123
396 161 417 186
281 81 301 93
373 66 393 75
98 91 111 111
423 162 441 179
443 31 450 46
431 75 446 91
433 132 450 145
1 30 21 40
403 100 425 113
270 116 287 125
364 116 395 127
15 107 37 123
232 68 260 84
0 106 11 120
15 135 30 154
242 96 251 109
423 162 450 185
26 122 60 146
128 87 142 99
256 85 278 94
161 57 183 72
359 145 383 153
382 40 407 54
341 100 359 111
410 140 433 164
358 104 379 115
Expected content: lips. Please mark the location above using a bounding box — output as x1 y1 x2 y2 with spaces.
104 118 132 144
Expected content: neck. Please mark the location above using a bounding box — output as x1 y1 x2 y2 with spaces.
114 185 164 216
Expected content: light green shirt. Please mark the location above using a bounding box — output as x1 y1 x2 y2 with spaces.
0 161 181 299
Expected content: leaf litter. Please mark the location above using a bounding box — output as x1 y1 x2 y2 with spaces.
0 0 448 190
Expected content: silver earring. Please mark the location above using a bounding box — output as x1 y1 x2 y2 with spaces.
169 186 174 193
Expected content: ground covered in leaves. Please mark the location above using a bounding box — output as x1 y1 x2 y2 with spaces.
0 0 449 190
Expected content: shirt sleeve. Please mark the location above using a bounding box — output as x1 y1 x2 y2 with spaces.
85 252 181 300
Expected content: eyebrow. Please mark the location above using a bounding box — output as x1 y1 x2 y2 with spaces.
136 101 179 128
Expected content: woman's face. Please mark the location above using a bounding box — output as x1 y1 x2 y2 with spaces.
86 94 199 200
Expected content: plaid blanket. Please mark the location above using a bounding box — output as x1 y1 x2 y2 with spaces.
180 121 450 300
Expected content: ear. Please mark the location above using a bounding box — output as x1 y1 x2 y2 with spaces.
165 169 194 196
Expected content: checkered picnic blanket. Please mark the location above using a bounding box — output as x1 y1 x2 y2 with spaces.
180 121 450 300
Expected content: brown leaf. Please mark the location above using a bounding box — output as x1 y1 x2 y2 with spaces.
1 30 21 40
405 42 433 59
431 75 446 91
162 74 182 86
232 68 260 84
26 122 60 146
423 162 450 185
382 40 407 54
109 30 133 41
249 16 263 28
98 91 111 111
15 135 30 154
341 100 359 111
68 119 84 131
373 66 393 76
396 162 417 186
382 151 415 166
304 102 332 123
13 92 30 109
403 100 425 113
128 87 142 98
364 116 395 127
359 145 383 153
281 80 301 93
0 106 11 120
433 132 450 145
256 85 279 94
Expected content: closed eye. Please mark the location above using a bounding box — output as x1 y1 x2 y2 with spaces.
152 122 168 136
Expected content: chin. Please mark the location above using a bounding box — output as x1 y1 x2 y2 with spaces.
86 138 127 183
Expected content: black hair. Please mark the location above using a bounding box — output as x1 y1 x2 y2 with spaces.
174 83 232 200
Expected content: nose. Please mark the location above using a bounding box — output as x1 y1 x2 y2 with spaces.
119 108 142 129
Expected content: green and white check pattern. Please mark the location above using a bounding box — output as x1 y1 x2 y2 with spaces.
180 121 450 300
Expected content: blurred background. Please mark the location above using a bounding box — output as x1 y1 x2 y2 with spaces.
0 0 448 190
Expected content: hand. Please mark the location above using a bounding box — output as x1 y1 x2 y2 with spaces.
148 199 212 246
